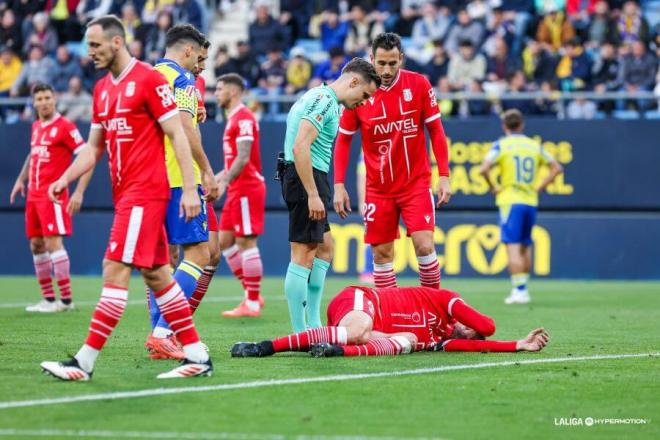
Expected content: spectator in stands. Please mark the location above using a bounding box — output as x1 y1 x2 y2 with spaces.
447 39 487 90
465 79 492 116
173 0 203 33
617 40 657 109
79 54 104 92
258 45 287 90
437 76 455 117
411 3 452 52
0 45 21 97
587 1 617 46
10 44 56 96
555 38 593 91
141 0 174 25
120 2 146 45
0 9 21 55
344 3 384 56
285 46 312 95
23 12 59 55
52 44 83 92
522 39 559 84
229 40 262 88
534 80 560 115
213 44 234 78
592 43 620 113
76 0 113 25
487 38 522 83
535 0 567 14
46 0 83 44
502 70 537 113
614 1 650 44
501 0 535 55
144 9 172 64
566 96 598 118
311 46 348 85
445 9 486 56
536 7 576 52
128 39 145 61
425 39 450 86
249 1 288 57
57 76 92 122
467 0 493 22
280 0 312 42
319 8 349 52
565 0 598 35
395 0 424 37
482 7 517 58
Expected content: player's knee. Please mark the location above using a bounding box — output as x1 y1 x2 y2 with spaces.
30 238 46 254
373 245 394 263
414 243 435 258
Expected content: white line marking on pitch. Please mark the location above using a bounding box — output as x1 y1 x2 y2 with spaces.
0 296 286 309
0 353 656 410
0 429 448 440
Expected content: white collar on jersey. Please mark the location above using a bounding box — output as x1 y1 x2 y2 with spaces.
111 57 138 85
379 69 401 91
39 113 61 128
227 103 246 119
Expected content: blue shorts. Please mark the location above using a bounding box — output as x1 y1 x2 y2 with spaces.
165 186 208 245
499 204 536 246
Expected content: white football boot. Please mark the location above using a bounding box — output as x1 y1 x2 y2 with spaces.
505 289 531 305
25 299 60 313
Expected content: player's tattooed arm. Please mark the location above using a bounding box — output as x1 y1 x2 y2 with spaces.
48 128 104 204
216 140 252 198
293 119 325 221
180 111 219 202
10 153 30 204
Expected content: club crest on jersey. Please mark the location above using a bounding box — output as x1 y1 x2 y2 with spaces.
403 89 412 102
425 215 431 223
125 81 135 97
50 127 58 137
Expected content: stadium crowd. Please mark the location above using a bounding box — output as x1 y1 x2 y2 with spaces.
1 0 659 121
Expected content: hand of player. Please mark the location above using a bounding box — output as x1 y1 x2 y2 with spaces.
48 178 68 204
435 176 452 207
9 180 26 204
66 191 84 215
308 194 326 221
215 170 228 199
197 105 207 123
179 186 201 222
516 328 550 352
491 186 502 196
333 184 351 219
202 171 219 202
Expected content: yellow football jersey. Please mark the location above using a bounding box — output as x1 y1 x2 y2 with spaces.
484 134 555 207
154 59 201 188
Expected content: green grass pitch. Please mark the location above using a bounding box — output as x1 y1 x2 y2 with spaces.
0 276 658 440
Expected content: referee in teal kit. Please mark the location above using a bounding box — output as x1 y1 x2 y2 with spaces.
280 58 380 332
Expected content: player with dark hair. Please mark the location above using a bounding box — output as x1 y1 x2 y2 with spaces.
282 57 380 332
479 109 563 304
10 83 92 312
214 73 267 318
333 32 451 291
40 15 213 380
146 25 219 360
231 284 549 358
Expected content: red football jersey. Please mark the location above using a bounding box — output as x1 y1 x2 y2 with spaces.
91 58 178 202
28 114 86 201
222 104 264 190
366 286 456 350
339 69 441 197
195 75 205 107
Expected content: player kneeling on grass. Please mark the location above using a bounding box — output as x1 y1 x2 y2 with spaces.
231 285 549 358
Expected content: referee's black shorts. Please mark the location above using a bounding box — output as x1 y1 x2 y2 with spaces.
281 164 331 243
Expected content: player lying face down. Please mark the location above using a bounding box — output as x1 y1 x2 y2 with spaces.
231 285 549 358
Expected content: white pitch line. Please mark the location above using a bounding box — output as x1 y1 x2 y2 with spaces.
0 353 657 410
0 296 286 309
0 429 448 440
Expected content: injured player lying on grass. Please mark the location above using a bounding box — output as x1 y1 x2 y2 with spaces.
231 285 549 357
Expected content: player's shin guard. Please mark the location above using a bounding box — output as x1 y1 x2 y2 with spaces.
51 249 72 304
242 248 263 306
511 273 529 291
84 284 128 351
284 262 310 333
373 262 397 288
306 258 330 328
223 244 245 289
189 265 216 313
418 252 441 289
33 252 55 301
272 326 348 352
341 336 412 356
153 281 205 361
153 260 202 332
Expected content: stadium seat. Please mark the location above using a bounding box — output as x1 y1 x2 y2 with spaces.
294 39 327 64
643 110 660 119
612 110 641 120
